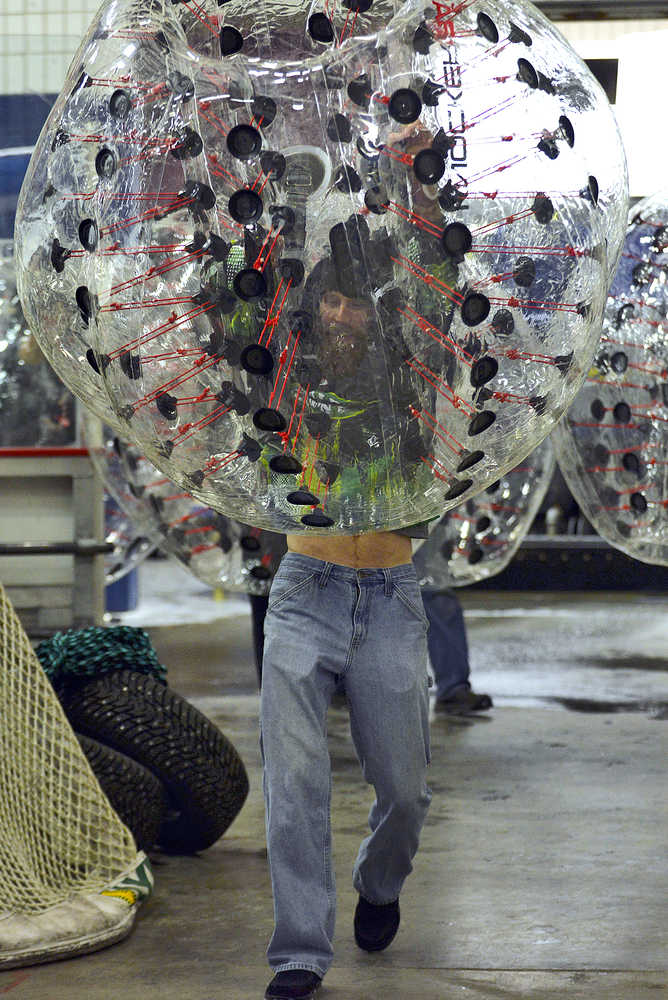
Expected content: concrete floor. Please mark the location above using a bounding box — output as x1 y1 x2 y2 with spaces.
3 562 667 999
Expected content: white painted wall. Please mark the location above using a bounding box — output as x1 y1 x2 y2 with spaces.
0 0 100 94
557 18 666 43
556 19 668 196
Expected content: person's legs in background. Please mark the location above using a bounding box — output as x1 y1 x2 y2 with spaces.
421 588 493 716
249 593 269 688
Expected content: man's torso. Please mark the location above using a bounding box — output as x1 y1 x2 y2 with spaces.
286 532 412 569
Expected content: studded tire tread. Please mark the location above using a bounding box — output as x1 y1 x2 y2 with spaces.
76 732 167 851
60 670 249 853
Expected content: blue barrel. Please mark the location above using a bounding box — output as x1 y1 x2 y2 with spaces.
105 568 139 613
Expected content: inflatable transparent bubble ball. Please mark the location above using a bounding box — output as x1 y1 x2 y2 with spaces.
553 193 668 567
0 241 77 447
104 497 156 584
17 0 627 532
83 415 281 592
13 140 123 431
414 436 554 586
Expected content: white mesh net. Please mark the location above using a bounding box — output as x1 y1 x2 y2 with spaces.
0 581 138 915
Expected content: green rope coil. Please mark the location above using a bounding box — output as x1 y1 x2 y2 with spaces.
35 626 167 685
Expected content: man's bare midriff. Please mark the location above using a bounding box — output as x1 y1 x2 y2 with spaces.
286 531 412 569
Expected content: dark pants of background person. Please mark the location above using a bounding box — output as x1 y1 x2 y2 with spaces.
259 553 432 978
248 593 269 687
421 588 471 701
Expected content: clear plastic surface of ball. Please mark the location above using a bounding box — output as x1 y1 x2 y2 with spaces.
0 241 77 447
104 496 156 584
414 436 554 586
16 0 627 533
553 193 668 567
13 123 124 431
83 415 281 592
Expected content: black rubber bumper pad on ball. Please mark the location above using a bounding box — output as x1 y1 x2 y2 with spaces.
59 670 250 852
77 732 166 851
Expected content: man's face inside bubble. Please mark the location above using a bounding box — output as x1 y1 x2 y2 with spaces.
319 288 373 381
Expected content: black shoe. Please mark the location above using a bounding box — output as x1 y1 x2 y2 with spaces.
434 688 493 716
264 970 322 999
354 895 400 952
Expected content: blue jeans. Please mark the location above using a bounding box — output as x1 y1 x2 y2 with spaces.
260 553 433 978
422 588 471 700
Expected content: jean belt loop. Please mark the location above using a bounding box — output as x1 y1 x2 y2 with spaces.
318 561 334 589
383 568 393 598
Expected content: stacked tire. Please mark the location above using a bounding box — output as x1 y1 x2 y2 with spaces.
57 670 249 853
